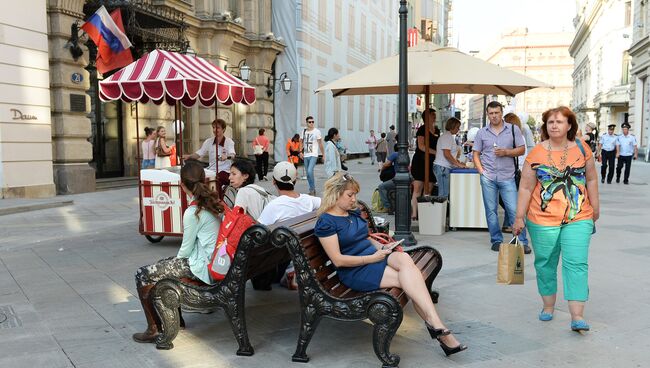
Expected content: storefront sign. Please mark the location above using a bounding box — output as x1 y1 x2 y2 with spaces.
10 109 37 121
143 192 180 211
71 73 83 84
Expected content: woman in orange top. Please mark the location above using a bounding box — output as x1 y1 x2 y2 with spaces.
286 134 302 168
513 106 599 333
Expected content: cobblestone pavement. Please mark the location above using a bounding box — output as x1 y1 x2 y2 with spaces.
1 159 649 367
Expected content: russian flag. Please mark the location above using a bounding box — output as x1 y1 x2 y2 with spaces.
81 6 133 74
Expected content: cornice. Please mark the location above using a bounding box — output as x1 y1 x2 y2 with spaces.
629 35 650 56
569 0 604 56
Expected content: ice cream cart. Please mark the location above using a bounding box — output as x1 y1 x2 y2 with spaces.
98 49 256 242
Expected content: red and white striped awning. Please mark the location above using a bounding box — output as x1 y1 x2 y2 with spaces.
99 49 256 107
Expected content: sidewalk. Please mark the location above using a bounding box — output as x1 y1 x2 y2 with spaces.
1 159 649 367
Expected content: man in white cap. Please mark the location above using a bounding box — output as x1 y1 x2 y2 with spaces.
258 161 321 226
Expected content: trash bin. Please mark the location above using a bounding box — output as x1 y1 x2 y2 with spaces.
417 195 447 235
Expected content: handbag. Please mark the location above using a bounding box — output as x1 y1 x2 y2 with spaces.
368 232 404 253
497 237 524 285
253 138 264 155
155 139 171 157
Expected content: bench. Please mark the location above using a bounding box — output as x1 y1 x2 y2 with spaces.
269 203 442 368
150 221 293 354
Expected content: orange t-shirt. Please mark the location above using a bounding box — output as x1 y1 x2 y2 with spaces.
524 142 594 226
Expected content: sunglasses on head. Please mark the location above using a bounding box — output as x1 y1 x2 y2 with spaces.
341 173 352 181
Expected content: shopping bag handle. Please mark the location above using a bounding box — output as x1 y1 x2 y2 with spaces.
508 236 520 245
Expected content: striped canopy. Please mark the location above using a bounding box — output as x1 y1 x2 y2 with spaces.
99 49 256 106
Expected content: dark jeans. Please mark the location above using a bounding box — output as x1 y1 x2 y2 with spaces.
616 155 633 182
255 152 269 180
601 149 616 182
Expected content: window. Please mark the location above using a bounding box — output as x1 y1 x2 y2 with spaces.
335 0 342 40
318 0 327 32
302 0 310 21
348 4 355 48
625 1 632 27
371 22 377 59
360 17 367 54
318 80 326 126
359 97 366 131
301 74 311 124
622 51 632 85
347 97 355 130
370 97 376 131
334 98 341 128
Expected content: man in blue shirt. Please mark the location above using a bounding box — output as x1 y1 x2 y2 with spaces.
377 150 399 214
473 101 529 253
598 124 618 184
615 122 638 184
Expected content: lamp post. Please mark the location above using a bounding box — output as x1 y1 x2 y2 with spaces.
393 0 416 246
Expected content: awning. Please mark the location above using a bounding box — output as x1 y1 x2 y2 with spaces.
99 49 256 106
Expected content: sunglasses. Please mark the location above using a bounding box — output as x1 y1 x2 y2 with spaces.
307 121 315 124
341 173 352 181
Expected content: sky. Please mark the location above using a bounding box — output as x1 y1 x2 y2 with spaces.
452 0 577 53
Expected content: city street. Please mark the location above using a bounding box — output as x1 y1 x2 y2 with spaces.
1 158 649 367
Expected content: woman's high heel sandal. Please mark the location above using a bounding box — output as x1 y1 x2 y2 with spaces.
425 322 451 339
425 323 468 356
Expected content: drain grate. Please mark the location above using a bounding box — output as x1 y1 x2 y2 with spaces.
0 305 22 329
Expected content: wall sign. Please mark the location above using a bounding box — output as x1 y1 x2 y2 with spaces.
10 109 37 120
71 73 83 84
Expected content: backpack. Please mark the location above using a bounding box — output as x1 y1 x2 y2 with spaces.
371 188 388 213
208 205 256 281
379 165 395 182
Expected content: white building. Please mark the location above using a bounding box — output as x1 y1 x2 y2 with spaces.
570 0 633 134
628 0 650 157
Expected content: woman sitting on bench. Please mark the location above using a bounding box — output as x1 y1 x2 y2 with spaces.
314 173 467 356
132 161 223 343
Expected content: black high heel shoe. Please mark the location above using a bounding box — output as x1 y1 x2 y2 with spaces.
425 323 468 356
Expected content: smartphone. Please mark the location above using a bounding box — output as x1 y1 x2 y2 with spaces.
592 224 596 235
381 239 405 251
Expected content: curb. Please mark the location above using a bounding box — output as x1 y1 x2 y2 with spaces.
0 200 74 216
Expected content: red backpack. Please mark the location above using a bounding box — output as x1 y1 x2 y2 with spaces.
208 205 256 281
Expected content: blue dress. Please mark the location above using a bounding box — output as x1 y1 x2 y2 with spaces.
314 210 388 291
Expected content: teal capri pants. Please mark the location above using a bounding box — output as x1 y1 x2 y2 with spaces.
526 219 594 302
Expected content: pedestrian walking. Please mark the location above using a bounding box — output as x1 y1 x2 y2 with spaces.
615 122 638 184
132 161 222 343
376 132 388 169
472 101 529 252
253 128 270 181
300 116 324 196
597 123 617 184
365 130 378 165
513 106 599 332
141 127 156 169
386 125 397 155
583 122 597 152
324 127 342 178
286 133 302 169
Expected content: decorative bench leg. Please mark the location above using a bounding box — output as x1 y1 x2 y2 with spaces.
152 282 182 350
430 290 439 304
292 309 322 363
223 291 254 356
369 301 402 368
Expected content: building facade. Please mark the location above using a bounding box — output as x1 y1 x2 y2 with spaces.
570 0 632 135
1 0 284 198
467 28 574 128
628 0 650 157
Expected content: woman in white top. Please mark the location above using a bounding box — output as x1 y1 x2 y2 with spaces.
154 126 173 169
324 127 342 178
433 117 466 198
225 159 274 219
141 127 156 169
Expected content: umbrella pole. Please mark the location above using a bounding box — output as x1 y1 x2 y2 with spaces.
136 102 144 234
175 101 182 165
393 0 416 246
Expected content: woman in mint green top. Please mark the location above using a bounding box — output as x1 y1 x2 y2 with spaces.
132 161 223 344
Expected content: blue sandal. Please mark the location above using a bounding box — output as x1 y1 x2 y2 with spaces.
571 320 590 331
538 310 553 321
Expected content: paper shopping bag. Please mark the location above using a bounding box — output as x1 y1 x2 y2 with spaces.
497 237 524 285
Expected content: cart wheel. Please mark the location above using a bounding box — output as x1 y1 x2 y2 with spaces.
450 227 457 232
146 235 164 243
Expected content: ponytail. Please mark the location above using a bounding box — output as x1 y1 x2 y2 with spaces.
181 161 223 219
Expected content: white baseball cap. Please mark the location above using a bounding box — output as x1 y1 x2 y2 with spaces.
273 161 298 183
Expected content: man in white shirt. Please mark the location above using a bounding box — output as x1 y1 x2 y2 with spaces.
365 130 378 165
299 116 324 196
258 161 321 226
183 118 235 185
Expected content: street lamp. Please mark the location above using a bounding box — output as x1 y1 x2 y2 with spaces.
266 72 292 97
393 0 417 246
226 59 251 81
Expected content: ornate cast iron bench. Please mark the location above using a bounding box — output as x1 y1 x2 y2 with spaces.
270 205 442 368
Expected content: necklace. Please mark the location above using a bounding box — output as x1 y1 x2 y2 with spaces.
546 140 569 170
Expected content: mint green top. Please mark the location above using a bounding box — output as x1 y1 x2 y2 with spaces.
176 205 220 284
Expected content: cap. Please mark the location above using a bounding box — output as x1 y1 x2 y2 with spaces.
622 122 631 128
607 124 616 129
273 161 298 184
586 122 596 130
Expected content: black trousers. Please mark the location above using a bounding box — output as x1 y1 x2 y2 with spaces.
600 149 616 182
255 152 269 180
616 155 633 183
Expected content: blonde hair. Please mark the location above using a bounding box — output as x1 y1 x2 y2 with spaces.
318 172 361 215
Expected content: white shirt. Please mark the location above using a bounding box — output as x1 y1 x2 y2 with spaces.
616 133 638 156
302 128 322 157
195 136 236 173
234 184 275 220
258 194 321 225
434 132 459 168
366 135 377 150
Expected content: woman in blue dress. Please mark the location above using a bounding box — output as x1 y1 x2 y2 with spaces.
315 173 467 356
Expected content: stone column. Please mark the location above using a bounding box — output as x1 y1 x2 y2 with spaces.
47 0 95 194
